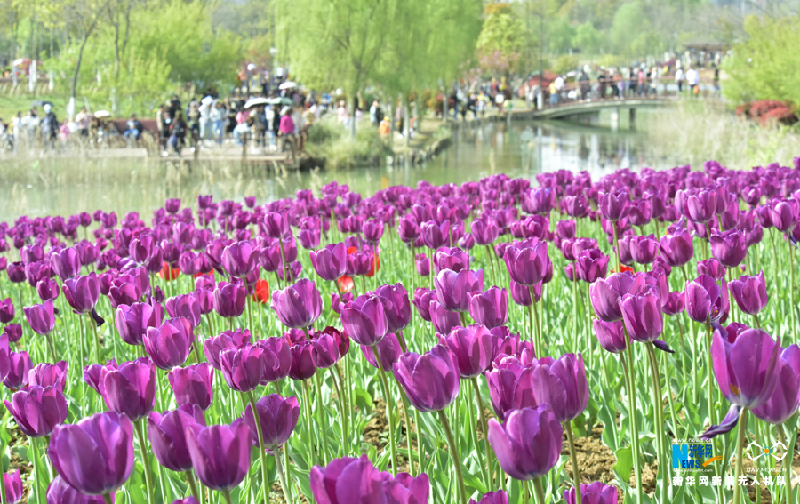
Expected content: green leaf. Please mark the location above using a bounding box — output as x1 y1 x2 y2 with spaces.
613 446 633 488
353 386 374 413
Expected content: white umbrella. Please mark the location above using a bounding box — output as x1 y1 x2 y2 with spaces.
279 81 297 90
94 110 111 118
244 97 270 109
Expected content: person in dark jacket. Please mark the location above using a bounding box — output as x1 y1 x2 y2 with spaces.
169 110 187 154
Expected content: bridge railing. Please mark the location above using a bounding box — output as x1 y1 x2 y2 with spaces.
539 77 718 110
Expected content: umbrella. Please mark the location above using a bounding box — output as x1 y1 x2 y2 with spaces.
279 81 297 90
94 110 111 118
244 97 270 109
31 100 52 108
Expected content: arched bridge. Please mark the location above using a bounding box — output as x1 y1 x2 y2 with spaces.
529 98 673 119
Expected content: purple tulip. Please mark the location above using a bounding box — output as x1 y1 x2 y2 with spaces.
203 329 251 370
556 220 577 240
83 359 116 395
420 220 450 249
1 351 31 389
469 490 508 504
375 283 412 334
3 324 21 343
712 327 780 409
394 344 460 412
219 344 268 392
264 212 290 239
168 363 214 411
36 277 60 301
531 353 588 422
271 278 323 329
0 298 14 324
309 455 384 504
340 293 389 346
46 475 108 503
769 201 795 232
213 281 246 318
185 419 252 492
564 483 619 504
28 361 68 391
504 240 551 288
221 241 257 278
589 273 637 322
430 300 462 334
116 301 163 347
468 287 509 329
310 243 348 281
524 187 556 214
663 292 686 316
346 250 374 277
6 262 26 283
148 405 206 472
751 344 800 424
362 219 384 244
254 337 292 382
23 300 55 335
629 234 660 265
288 339 317 380
415 253 430 276
441 325 494 379
52 247 81 280
697 258 726 280
433 246 469 273
598 189 630 221
99 357 157 421
683 188 716 222
709 229 748 268
620 289 663 342
412 288 436 322
331 292 353 315
361 333 402 372
471 217 500 245
686 275 730 324
729 270 768 316
4 469 22 504
593 319 628 353
48 412 134 495
576 249 609 284
4 385 69 437
488 405 563 480
165 293 202 328
434 268 485 313
144 317 193 370
62 273 101 314
243 394 300 448
108 280 142 309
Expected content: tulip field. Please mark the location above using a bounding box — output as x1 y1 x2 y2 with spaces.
2 160 800 504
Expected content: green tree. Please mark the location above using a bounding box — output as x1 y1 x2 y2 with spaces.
574 21 599 53
476 3 525 75
723 15 800 105
548 17 574 53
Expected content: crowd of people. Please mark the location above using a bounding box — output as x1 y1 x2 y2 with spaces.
0 56 723 155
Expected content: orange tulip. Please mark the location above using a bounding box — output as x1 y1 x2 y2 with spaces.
158 262 181 281
251 278 270 304
337 275 355 293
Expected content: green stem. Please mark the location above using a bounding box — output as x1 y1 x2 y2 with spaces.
301 380 319 466
396 379 416 476
134 419 156 504
245 391 270 504
373 346 398 475
314 372 331 465
623 345 643 504
472 377 494 489
90 315 101 367
437 410 467 504
732 408 749 504
565 421 582 504
222 489 233 504
275 445 293 504
329 368 349 457
780 424 795 504
29 436 43 504
789 246 797 343
645 343 668 504
612 221 621 272
532 477 547 504
103 495 114 504
186 470 199 502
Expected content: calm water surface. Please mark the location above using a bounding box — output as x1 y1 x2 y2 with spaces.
0 110 679 221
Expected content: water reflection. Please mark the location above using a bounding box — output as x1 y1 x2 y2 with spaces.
0 111 679 221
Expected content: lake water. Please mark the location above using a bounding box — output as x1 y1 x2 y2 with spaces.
0 110 680 221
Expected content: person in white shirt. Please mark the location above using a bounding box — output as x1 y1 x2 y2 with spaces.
675 67 685 93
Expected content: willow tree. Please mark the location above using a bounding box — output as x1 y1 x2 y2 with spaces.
280 0 393 137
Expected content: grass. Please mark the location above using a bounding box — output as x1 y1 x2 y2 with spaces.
0 93 71 122
643 100 800 170
304 116 394 169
